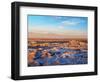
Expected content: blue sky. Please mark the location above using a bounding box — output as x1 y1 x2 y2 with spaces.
28 15 88 38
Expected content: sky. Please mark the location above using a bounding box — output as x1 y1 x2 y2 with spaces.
28 15 88 39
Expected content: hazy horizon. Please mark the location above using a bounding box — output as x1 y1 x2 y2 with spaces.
28 15 88 39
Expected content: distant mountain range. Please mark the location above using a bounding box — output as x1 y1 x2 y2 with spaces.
28 32 87 39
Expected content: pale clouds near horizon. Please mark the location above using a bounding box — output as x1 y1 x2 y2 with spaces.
28 26 87 39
